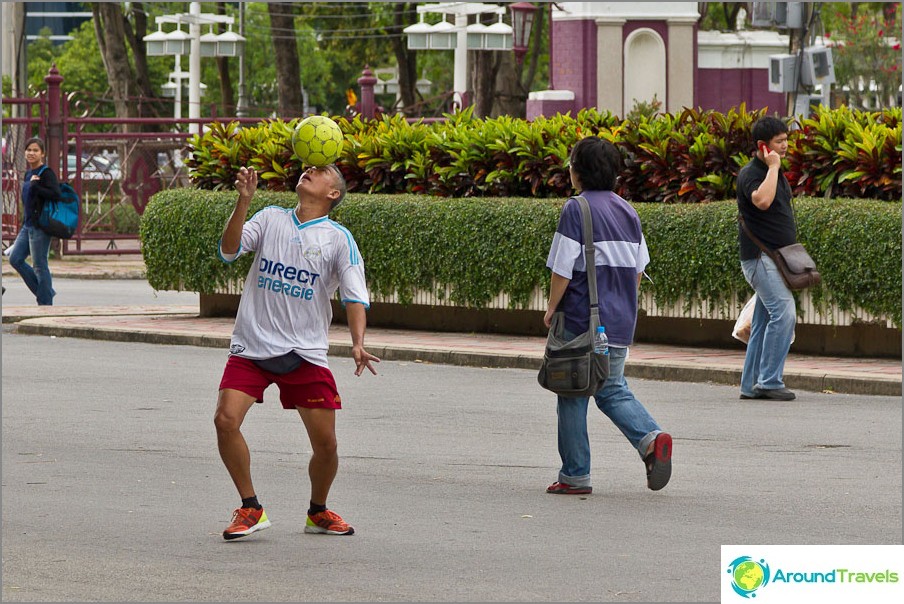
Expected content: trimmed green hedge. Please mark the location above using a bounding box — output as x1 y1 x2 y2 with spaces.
140 191 902 327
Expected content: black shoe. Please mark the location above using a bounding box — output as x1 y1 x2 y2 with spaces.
739 391 765 400
644 432 672 491
752 387 796 401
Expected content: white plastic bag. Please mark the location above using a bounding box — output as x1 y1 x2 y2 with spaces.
732 295 756 344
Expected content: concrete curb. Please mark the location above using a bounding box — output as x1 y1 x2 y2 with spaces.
14 319 900 397
14 320 229 349
2 266 145 281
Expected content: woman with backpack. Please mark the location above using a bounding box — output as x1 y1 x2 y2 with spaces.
9 137 60 305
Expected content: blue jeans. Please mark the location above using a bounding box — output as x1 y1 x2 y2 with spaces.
9 225 54 305
555 346 662 488
740 254 796 395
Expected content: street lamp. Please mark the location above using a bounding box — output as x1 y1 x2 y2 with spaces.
484 17 513 50
144 24 168 56
200 26 220 57
428 21 458 49
466 22 488 49
509 2 538 64
404 3 512 110
215 27 243 57
164 28 191 55
142 2 245 134
404 15 432 50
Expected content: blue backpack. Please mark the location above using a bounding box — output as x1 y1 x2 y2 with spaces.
36 166 80 239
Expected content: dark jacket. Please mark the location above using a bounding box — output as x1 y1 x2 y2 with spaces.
23 164 61 228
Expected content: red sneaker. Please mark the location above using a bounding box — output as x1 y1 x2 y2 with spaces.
223 507 271 540
546 481 592 495
305 509 355 535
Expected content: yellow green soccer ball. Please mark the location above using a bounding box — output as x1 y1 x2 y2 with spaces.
292 116 344 166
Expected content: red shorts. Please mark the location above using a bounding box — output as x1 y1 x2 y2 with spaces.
219 355 342 410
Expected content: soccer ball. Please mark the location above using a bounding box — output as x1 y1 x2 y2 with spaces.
292 116 344 166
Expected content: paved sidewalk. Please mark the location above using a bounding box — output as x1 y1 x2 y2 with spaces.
2 254 900 396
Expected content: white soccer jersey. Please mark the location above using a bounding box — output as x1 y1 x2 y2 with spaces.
219 206 370 368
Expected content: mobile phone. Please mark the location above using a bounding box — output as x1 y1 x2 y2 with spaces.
759 143 770 155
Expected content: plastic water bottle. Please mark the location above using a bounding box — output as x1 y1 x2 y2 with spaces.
594 325 609 356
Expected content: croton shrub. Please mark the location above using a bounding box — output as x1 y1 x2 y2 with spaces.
185 105 901 202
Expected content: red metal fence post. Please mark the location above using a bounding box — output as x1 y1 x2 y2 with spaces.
44 64 64 177
357 65 377 120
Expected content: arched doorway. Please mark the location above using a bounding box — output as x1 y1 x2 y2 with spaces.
624 28 667 112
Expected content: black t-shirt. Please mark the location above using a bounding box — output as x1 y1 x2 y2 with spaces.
736 157 797 261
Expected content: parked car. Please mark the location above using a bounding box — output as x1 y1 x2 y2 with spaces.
67 153 121 180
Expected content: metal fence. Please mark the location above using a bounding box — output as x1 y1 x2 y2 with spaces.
1 66 259 255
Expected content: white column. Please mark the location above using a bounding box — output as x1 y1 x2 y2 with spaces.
453 12 468 109
667 17 697 113
596 18 625 117
188 2 202 134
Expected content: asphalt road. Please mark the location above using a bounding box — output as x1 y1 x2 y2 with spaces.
1 333 901 602
0 277 199 308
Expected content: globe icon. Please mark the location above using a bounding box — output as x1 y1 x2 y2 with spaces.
733 560 765 592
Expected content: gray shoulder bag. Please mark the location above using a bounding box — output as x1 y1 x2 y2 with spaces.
537 195 610 397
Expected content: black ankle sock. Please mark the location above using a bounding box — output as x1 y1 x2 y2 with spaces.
308 502 327 516
242 496 262 510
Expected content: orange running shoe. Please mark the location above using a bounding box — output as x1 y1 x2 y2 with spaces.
223 507 271 540
304 509 354 535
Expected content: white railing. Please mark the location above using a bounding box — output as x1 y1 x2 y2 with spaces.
369 286 897 329
216 279 896 329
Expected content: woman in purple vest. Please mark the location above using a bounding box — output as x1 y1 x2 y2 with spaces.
543 136 672 495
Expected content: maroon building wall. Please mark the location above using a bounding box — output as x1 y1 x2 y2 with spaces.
550 19 597 111
696 68 785 114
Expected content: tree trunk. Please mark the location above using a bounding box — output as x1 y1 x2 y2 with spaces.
123 2 157 118
391 3 418 111
472 50 500 118
722 2 742 31
492 52 526 118
521 5 544 92
268 3 303 117
472 11 503 118
216 2 235 115
491 6 545 118
92 3 139 129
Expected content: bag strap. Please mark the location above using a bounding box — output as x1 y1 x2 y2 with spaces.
573 195 601 326
738 214 777 261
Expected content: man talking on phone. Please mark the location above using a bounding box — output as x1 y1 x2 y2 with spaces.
735 116 798 402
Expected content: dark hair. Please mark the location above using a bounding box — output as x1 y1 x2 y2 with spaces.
569 136 621 191
24 137 46 153
328 164 347 210
751 116 788 146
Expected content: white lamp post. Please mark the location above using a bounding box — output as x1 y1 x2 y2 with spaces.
404 2 511 110
143 2 245 134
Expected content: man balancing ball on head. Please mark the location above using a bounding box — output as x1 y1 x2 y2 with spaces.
214 163 379 540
